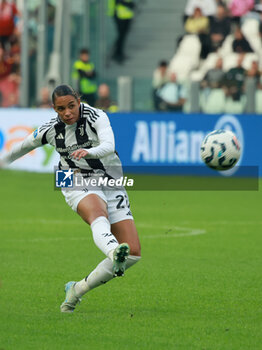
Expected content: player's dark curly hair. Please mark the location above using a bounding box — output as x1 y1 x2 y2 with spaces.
52 84 79 104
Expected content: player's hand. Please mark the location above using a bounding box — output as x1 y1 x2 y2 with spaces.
71 149 89 160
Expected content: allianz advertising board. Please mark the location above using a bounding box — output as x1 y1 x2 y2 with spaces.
0 110 261 176
110 113 260 176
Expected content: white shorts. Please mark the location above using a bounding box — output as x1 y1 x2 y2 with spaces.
61 184 133 225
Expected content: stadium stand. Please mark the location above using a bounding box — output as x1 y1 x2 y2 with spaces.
255 89 262 113
167 0 262 113
2 0 262 113
241 17 262 53
169 34 201 82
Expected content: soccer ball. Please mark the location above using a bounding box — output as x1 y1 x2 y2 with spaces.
200 129 241 171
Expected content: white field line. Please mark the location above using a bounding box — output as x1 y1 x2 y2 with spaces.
0 218 262 226
16 237 91 243
1 219 261 243
6 231 206 243
143 229 206 239
138 225 207 238
137 221 262 227
34 227 206 242
1 218 82 225
0 218 261 226
4 225 206 242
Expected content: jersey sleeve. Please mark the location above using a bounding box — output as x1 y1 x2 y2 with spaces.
1 123 52 165
84 110 115 159
31 124 53 146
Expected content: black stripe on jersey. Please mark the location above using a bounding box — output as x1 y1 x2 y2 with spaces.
79 104 83 117
89 109 100 121
85 158 106 172
54 123 76 168
83 110 96 123
39 123 54 132
83 106 100 122
80 108 106 171
39 117 58 132
83 105 95 115
82 106 107 172
42 130 49 145
54 123 66 149
75 117 91 146
64 157 77 169
89 107 100 120
86 118 97 135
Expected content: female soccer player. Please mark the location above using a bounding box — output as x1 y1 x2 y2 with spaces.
0 85 141 313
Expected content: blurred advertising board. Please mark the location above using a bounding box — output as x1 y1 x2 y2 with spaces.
0 109 261 175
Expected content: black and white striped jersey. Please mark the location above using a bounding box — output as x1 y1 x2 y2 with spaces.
3 103 122 176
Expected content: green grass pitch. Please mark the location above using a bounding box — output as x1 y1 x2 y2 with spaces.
0 170 261 350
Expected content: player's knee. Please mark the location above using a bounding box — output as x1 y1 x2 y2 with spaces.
80 208 108 225
88 212 109 225
77 194 108 225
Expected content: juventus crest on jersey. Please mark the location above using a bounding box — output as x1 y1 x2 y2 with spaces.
32 103 122 177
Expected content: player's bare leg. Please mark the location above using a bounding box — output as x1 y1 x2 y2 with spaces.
111 219 141 256
77 194 124 264
111 219 141 274
60 195 140 312
77 193 108 224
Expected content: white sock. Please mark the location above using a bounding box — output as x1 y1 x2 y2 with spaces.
74 255 141 297
74 258 113 296
91 216 119 258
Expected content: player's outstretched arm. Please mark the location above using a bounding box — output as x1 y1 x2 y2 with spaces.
0 132 41 167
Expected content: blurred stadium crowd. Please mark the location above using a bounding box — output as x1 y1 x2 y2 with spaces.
154 0 262 113
0 0 20 107
1 0 262 113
